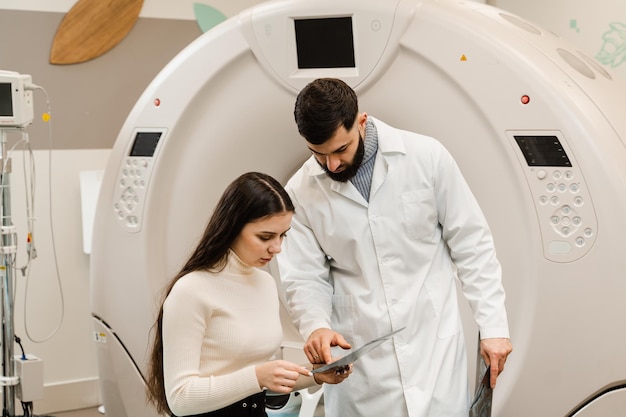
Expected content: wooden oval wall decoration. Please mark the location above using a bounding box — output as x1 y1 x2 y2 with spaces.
50 0 144 65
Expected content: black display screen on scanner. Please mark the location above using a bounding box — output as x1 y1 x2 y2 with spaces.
129 132 162 157
294 17 356 69
514 135 572 167
0 83 13 117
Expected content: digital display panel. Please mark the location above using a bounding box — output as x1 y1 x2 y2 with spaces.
294 17 356 69
514 135 572 167
0 83 13 117
129 132 162 157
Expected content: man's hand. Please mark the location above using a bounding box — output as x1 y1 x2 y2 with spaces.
304 328 352 364
480 337 513 388
312 364 352 385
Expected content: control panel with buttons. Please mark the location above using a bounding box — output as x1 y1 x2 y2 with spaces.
508 131 597 262
112 129 166 233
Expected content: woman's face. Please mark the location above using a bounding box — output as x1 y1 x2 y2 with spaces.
231 211 293 267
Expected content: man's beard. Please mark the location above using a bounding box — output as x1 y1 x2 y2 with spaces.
317 135 365 183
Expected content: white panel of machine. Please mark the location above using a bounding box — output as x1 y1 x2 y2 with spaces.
491 0 626 82
90 1 626 416
79 170 104 254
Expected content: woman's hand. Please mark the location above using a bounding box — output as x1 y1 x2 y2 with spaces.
255 360 312 393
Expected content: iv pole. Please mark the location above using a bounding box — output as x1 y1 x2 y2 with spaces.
0 127 18 417
0 70 38 417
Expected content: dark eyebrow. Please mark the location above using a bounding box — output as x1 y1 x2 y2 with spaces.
258 227 291 235
308 144 349 156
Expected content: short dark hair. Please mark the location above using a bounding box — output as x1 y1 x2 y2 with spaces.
294 78 358 145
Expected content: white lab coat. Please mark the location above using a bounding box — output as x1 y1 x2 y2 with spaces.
277 117 509 417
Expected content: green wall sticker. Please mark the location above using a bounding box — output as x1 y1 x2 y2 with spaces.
193 3 228 33
596 22 626 68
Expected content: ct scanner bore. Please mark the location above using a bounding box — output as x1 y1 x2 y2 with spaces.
90 0 626 416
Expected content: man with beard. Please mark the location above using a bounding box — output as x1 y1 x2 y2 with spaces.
276 78 512 417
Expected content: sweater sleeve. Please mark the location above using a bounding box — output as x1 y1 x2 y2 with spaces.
162 275 263 416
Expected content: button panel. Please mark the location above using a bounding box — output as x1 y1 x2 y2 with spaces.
112 128 166 232
508 131 597 262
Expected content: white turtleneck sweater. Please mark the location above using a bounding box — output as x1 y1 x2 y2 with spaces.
162 251 283 416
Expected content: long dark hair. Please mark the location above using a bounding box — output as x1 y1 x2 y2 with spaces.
294 77 359 145
145 172 294 415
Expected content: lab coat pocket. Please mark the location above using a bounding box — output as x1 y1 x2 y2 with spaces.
401 188 437 240
330 294 355 341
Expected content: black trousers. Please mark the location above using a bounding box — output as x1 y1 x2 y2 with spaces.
173 392 267 417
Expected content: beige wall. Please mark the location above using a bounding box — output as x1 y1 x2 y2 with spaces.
0 6 202 414
9 148 110 413
0 10 201 150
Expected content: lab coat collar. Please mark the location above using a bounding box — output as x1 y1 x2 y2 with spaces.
301 154 364 205
369 117 406 155
301 116 407 205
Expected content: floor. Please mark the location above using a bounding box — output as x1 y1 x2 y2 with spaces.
47 407 102 417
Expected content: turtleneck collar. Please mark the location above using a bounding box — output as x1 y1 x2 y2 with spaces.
226 249 255 275
361 117 379 164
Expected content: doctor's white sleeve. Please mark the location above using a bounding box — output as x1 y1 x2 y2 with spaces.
276 194 335 340
434 143 510 339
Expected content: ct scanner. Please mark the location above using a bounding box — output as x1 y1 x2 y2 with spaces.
90 0 626 416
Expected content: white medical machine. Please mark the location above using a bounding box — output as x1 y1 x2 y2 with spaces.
90 0 626 416
0 70 34 128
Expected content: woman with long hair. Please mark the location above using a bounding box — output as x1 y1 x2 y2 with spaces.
145 172 349 417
